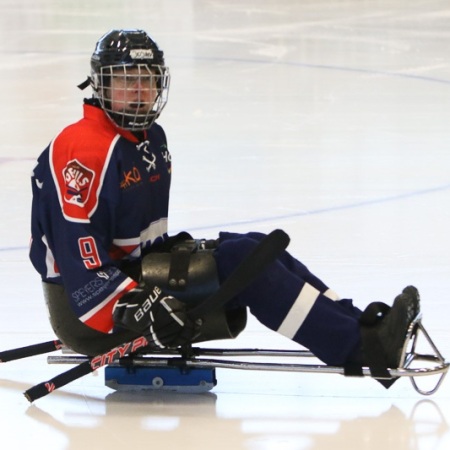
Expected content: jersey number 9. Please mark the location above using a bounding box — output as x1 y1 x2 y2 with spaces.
78 237 101 269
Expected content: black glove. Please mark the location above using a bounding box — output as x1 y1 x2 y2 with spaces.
113 285 196 349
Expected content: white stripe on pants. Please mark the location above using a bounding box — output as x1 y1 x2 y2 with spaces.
277 283 321 339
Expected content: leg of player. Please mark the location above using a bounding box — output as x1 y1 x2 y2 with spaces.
214 233 420 383
215 234 363 366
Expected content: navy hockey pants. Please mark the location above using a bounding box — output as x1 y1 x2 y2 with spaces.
214 231 363 366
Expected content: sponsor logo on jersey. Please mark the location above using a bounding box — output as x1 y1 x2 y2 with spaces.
160 145 171 174
62 159 95 206
120 166 142 189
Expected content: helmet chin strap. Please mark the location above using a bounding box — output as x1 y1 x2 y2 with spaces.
77 77 92 90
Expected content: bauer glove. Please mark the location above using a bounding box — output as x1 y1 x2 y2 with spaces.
113 285 196 349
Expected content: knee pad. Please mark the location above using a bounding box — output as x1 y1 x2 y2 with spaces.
142 239 247 342
142 240 219 302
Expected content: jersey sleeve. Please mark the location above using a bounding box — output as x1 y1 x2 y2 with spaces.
31 126 138 333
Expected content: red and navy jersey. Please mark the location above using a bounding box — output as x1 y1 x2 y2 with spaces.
30 102 172 333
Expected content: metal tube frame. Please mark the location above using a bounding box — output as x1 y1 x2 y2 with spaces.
48 314 449 396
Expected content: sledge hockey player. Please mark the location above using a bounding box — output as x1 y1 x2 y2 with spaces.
29 29 420 388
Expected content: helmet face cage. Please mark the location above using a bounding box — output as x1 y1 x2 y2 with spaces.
95 63 170 131
89 29 170 131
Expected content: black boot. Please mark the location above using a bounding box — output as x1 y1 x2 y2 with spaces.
359 286 420 388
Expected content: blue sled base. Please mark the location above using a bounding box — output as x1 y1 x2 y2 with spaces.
105 364 217 392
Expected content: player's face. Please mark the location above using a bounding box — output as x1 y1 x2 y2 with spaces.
108 66 158 115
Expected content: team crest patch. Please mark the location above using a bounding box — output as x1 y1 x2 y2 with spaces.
62 159 95 206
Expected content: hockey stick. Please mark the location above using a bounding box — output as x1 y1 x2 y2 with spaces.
0 340 63 363
24 229 290 402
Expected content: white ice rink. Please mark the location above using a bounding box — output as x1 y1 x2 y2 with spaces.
1 1 450 448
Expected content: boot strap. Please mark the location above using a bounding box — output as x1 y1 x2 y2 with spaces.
345 302 397 388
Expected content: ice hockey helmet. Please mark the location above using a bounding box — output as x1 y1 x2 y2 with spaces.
86 29 170 131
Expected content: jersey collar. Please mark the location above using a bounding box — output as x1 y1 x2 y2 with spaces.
83 103 146 143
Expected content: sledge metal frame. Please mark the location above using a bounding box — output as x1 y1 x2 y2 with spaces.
47 313 449 396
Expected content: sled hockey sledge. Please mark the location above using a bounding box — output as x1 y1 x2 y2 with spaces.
0 308 447 401
45 312 448 396
0 231 448 400
0 309 443 402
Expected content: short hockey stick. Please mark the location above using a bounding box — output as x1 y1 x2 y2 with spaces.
24 336 150 402
0 340 63 363
24 229 290 402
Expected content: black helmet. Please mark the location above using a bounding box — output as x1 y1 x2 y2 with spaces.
88 29 170 131
91 29 165 72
